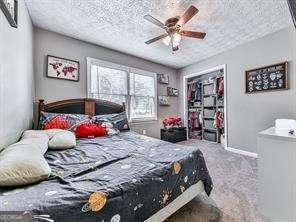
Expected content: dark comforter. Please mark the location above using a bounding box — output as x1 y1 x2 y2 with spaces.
0 131 212 222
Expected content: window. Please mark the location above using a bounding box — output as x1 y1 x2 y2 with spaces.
89 65 128 105
87 58 157 122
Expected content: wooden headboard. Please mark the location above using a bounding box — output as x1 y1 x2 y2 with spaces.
38 98 125 117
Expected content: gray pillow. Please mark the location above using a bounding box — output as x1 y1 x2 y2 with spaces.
92 111 130 131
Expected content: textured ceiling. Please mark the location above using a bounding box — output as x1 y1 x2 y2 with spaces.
25 0 293 69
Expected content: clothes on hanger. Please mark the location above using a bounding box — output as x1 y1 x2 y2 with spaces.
194 83 202 101
187 84 193 101
188 111 196 130
188 111 202 130
217 77 224 96
187 82 202 102
197 111 202 128
214 110 224 129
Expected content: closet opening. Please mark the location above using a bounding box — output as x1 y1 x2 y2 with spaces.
183 65 228 148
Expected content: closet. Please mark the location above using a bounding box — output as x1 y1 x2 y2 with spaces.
186 69 225 144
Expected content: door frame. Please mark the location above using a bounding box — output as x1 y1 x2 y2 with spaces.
182 64 228 148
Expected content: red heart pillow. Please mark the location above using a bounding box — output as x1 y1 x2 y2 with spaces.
75 123 107 138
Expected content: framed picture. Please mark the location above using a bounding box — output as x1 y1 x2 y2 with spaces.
158 96 170 106
287 0 296 29
245 62 288 94
47 55 79 82
157 74 169 84
167 87 179 97
0 0 18 28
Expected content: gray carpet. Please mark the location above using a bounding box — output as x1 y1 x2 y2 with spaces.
166 140 269 222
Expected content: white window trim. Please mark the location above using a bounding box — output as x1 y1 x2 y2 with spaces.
86 57 158 123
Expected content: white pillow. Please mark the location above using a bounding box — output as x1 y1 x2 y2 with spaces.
22 130 48 140
0 140 51 186
21 130 49 155
45 129 76 150
102 122 119 136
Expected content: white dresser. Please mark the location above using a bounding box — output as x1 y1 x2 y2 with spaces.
258 127 296 222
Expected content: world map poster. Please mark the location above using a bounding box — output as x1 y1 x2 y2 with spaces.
47 55 79 81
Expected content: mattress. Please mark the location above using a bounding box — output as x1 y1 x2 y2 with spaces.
0 131 212 222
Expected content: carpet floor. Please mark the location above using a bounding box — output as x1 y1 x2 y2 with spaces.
166 140 269 222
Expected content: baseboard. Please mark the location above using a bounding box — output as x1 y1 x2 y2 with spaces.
225 146 258 158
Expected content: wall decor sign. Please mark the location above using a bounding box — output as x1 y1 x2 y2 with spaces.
245 62 288 94
167 87 179 97
47 55 79 82
287 0 296 29
158 96 170 106
157 74 169 84
0 0 17 28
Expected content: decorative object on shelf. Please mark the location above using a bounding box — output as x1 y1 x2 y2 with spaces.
158 96 169 106
163 116 182 129
167 87 179 97
47 55 79 82
157 74 169 84
0 0 18 28
245 62 288 94
287 0 296 28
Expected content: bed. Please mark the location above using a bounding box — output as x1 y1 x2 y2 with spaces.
0 98 213 222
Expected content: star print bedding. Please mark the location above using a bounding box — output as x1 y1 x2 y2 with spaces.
0 131 212 222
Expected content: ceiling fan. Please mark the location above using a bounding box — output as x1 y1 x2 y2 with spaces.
144 5 206 52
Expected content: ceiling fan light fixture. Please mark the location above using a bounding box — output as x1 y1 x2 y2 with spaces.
162 36 171 46
144 5 205 53
172 33 182 46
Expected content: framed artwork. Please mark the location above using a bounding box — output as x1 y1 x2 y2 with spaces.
47 55 79 82
287 0 296 29
158 96 170 106
167 87 179 97
245 62 288 94
157 74 169 84
0 0 18 28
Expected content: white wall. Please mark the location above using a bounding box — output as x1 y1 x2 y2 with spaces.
179 27 296 153
34 28 179 138
0 0 34 150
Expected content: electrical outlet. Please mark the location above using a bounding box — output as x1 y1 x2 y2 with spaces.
142 129 146 135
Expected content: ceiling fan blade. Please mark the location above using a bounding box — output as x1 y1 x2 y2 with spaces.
144 15 166 29
176 5 199 27
145 34 169 44
180 30 206 39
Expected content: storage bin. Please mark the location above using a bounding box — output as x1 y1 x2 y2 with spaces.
189 130 202 140
203 83 215 95
204 109 215 118
203 130 216 142
204 119 215 130
161 127 187 143
217 98 224 107
203 96 216 107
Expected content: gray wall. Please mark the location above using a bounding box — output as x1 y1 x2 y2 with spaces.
34 28 179 138
179 27 296 153
0 0 34 150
